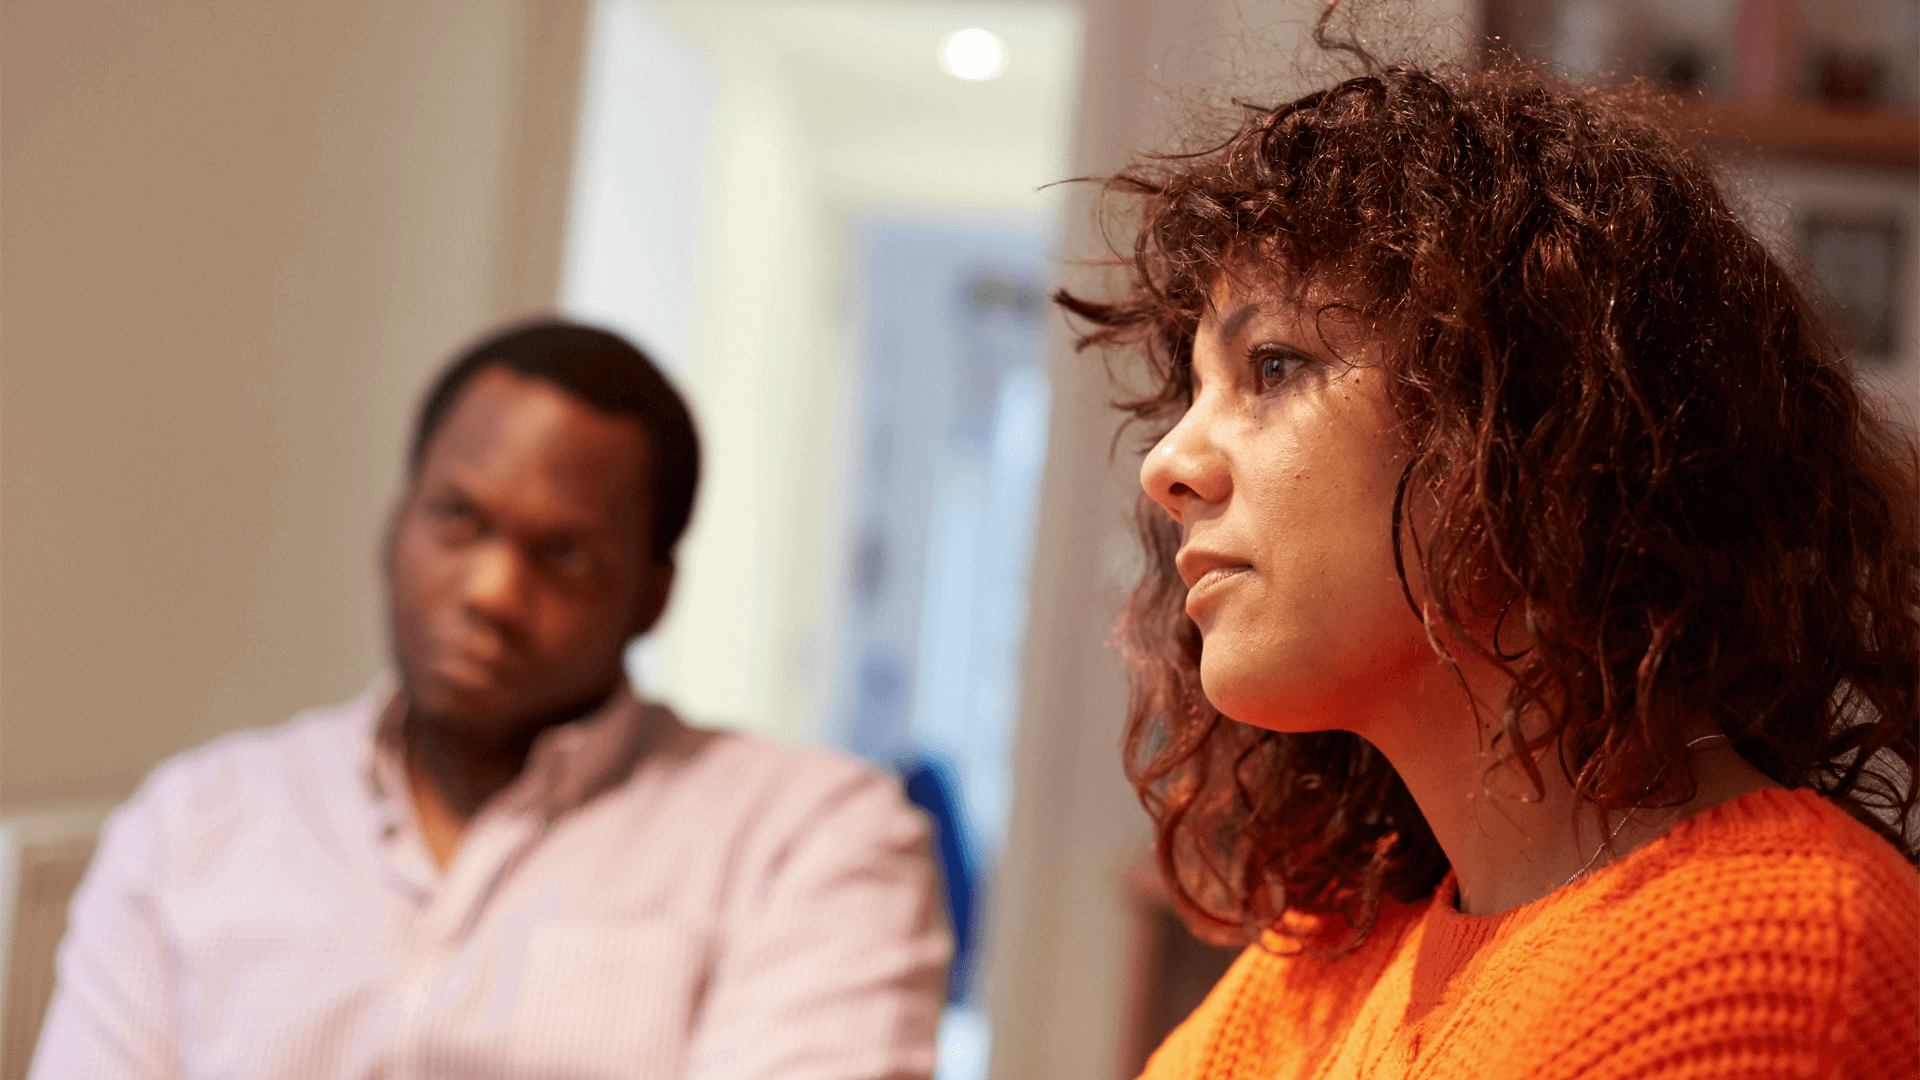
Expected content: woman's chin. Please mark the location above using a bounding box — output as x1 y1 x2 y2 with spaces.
1199 662 1349 735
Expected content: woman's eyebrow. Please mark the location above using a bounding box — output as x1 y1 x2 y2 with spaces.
1215 300 1265 344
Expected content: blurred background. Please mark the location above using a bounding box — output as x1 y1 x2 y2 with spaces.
1 1 1913 1077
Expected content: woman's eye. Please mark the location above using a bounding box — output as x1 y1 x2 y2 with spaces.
1250 347 1309 392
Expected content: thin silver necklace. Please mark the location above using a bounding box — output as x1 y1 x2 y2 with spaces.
1562 733 1731 887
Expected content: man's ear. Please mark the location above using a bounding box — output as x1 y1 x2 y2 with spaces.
630 561 675 638
379 488 412 583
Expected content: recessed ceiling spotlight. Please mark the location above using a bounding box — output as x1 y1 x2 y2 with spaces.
939 28 1007 81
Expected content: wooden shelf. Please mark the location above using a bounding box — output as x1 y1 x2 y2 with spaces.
1476 0 1920 171
1688 100 1920 171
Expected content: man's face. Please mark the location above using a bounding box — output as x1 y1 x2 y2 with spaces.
386 366 669 741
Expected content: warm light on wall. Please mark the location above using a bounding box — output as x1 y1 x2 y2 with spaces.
938 28 1007 81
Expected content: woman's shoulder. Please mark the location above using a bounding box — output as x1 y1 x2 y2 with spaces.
1507 788 1919 1078
1603 787 1918 937
1137 793 1918 1080
1623 786 1916 984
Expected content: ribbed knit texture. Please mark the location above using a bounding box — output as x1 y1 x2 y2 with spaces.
1141 789 1920 1080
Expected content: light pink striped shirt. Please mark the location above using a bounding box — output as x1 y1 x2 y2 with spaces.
31 684 949 1079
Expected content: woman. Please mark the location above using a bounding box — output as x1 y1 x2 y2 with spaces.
1060 41 1920 1080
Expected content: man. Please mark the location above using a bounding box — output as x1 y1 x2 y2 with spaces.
31 322 949 1078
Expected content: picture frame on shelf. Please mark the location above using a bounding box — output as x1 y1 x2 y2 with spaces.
1800 212 1905 363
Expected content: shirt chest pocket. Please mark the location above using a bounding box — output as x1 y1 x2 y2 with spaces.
511 920 714 1075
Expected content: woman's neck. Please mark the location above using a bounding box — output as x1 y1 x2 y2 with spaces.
1361 656 1782 916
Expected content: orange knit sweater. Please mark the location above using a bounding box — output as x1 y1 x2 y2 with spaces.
1141 789 1919 1080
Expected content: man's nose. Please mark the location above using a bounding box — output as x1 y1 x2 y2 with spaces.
1140 407 1230 526
461 540 531 624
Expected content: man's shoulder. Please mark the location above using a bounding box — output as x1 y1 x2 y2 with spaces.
120 693 375 836
637 711 925 852
659 716 879 794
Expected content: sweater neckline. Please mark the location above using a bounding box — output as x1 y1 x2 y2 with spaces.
1429 786 1813 932
1403 787 1816 999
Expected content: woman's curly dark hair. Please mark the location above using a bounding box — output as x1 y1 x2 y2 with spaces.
1058 58 1920 950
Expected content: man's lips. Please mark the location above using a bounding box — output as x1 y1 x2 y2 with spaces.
425 636 513 690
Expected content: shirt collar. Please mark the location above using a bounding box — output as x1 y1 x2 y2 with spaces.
360 678 652 823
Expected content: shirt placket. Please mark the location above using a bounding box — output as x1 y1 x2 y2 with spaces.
388 807 548 1071
358 688 631 1076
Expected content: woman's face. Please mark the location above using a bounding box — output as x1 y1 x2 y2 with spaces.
1140 279 1438 734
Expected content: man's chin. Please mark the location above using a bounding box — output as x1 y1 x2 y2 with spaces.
401 675 517 733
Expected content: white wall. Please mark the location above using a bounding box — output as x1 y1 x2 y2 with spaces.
564 1 836 744
565 1 1085 745
562 1 716 375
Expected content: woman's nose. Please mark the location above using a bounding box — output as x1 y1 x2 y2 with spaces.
1140 408 1230 525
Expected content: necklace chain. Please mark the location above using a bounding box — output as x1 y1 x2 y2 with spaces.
1562 733 1731 887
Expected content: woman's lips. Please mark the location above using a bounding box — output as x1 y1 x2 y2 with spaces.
1185 564 1252 621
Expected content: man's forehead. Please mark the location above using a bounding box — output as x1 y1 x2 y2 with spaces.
419 368 652 516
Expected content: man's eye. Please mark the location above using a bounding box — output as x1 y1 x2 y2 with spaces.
429 498 484 542
543 544 594 579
